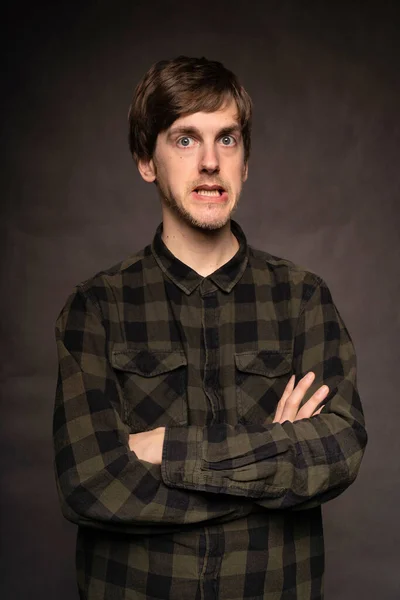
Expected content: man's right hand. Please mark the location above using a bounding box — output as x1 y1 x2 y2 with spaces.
273 372 329 424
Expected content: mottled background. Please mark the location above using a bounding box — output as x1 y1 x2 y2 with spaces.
2 1 399 598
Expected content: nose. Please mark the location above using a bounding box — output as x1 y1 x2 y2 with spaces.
199 142 220 174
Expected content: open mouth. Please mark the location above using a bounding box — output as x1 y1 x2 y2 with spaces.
193 186 225 198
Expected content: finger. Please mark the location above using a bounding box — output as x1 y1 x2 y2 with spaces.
296 385 329 420
283 373 296 400
280 371 315 422
309 405 324 419
273 374 295 423
295 385 329 421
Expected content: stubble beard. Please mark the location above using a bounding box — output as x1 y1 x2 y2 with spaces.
156 181 240 231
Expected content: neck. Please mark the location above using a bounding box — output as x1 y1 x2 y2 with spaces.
161 212 239 277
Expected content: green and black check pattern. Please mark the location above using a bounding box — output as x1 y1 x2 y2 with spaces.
53 220 367 599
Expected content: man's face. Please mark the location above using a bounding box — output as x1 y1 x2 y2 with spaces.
138 98 248 231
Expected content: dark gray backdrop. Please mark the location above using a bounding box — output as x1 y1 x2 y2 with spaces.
2 1 399 598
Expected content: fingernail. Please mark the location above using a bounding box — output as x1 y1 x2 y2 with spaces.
318 385 329 396
305 372 314 382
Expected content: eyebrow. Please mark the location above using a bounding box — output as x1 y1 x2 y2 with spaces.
167 124 242 139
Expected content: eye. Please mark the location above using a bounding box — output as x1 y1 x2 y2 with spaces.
220 135 236 146
177 136 195 148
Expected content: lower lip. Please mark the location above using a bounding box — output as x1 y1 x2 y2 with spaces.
191 191 228 203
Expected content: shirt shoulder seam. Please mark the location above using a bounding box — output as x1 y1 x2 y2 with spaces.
248 245 325 314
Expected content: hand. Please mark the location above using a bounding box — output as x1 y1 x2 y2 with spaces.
128 427 166 464
273 372 329 424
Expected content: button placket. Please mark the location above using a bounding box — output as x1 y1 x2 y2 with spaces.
200 280 221 425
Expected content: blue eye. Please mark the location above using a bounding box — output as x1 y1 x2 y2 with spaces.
221 135 236 146
177 136 193 147
176 135 236 148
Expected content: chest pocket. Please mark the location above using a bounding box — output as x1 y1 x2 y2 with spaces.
235 350 292 425
111 348 188 433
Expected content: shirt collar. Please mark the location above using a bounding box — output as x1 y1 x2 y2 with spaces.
151 219 249 295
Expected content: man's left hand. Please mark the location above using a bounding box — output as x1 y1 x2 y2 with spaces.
128 427 166 464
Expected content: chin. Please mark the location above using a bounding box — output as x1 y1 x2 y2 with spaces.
192 220 228 231
183 209 232 231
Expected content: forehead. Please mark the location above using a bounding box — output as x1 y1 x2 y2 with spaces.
169 98 240 132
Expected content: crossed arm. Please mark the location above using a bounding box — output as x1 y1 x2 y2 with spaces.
53 278 367 532
129 371 328 464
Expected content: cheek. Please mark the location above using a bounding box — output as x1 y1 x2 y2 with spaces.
167 155 191 177
157 160 178 186
232 165 246 187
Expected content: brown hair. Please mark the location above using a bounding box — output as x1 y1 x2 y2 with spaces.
128 56 253 165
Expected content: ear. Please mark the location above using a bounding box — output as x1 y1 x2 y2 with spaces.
137 157 157 183
242 161 249 182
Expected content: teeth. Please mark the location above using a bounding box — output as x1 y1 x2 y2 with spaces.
196 189 221 197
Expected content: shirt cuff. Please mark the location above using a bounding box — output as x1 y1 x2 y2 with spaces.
161 425 203 489
161 424 287 498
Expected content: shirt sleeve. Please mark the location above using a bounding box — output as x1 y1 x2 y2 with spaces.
53 287 254 533
161 277 368 509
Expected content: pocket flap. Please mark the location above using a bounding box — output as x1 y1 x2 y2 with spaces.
112 348 187 377
235 350 292 377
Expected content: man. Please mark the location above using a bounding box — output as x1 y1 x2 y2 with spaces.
53 56 367 600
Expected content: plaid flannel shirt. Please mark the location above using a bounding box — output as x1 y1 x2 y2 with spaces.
53 219 367 599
